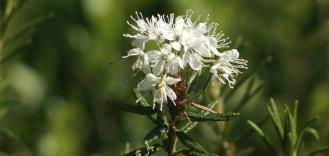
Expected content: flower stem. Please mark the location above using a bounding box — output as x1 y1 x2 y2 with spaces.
168 123 177 156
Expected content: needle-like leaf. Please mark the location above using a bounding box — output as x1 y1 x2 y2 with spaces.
247 120 278 155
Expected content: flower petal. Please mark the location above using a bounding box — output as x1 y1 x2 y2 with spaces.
166 86 177 101
137 74 159 91
165 76 181 85
122 48 143 58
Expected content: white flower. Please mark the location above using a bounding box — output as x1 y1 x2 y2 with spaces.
137 73 181 111
123 10 248 106
147 43 182 75
182 50 204 71
122 48 151 73
210 49 248 88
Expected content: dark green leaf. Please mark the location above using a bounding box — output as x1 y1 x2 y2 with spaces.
144 125 167 146
132 89 151 107
107 100 157 115
186 68 212 104
132 89 158 123
182 101 217 133
182 122 198 134
187 112 239 122
176 131 207 153
123 144 162 156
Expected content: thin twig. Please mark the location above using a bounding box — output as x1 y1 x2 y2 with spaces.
191 102 217 114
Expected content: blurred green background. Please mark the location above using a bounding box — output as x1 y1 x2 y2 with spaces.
0 0 329 155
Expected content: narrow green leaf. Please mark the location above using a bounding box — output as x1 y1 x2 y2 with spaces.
0 38 32 64
296 116 320 154
182 122 198 134
107 100 157 115
301 116 320 132
123 144 162 156
182 101 217 133
132 89 158 123
308 145 329 156
186 68 212 103
236 147 254 156
234 115 269 143
132 89 151 107
267 98 284 140
233 81 263 112
176 131 207 153
303 127 320 141
121 142 131 155
1 0 28 32
4 12 54 45
144 125 167 146
187 112 239 122
0 127 20 141
247 120 278 155
285 104 297 146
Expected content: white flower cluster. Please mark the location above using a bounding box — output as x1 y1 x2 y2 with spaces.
123 11 247 111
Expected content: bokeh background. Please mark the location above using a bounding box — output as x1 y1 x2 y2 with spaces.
1 0 329 155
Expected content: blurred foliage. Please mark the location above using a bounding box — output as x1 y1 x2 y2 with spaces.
248 99 328 156
0 0 328 155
